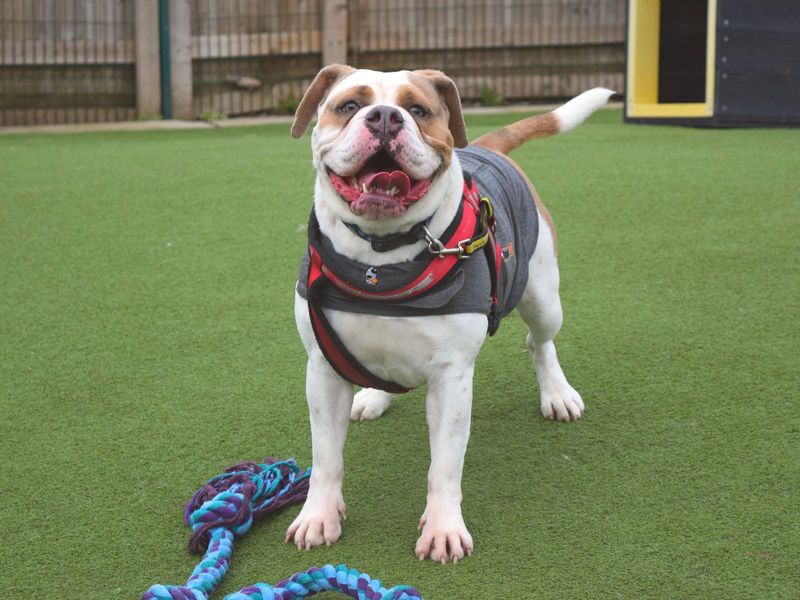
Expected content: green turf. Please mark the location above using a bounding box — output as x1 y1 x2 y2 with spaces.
1 110 798 599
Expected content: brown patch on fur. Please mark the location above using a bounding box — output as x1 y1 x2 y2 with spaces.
408 70 468 148
291 64 356 139
472 112 560 155
395 85 433 110
317 85 376 131
396 81 454 168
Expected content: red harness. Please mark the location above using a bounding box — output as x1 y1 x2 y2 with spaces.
306 178 502 393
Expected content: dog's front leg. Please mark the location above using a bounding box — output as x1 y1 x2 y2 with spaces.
416 364 475 564
285 352 352 549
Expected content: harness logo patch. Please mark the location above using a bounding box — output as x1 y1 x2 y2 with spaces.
365 267 379 286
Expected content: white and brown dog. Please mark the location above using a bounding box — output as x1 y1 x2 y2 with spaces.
286 65 613 563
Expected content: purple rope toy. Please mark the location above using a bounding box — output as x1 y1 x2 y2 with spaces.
142 457 423 600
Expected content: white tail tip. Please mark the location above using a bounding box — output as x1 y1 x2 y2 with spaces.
553 88 615 132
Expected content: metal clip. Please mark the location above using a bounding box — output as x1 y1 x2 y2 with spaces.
422 226 470 260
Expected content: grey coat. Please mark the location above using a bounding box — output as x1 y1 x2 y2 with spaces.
297 145 539 321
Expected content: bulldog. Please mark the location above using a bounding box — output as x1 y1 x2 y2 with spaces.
286 65 613 563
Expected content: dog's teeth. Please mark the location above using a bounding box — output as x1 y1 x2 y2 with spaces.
362 183 368 193
389 186 398 196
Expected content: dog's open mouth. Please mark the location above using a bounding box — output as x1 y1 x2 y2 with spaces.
328 150 432 219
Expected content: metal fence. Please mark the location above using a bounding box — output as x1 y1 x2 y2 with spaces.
0 0 136 126
1 0 625 127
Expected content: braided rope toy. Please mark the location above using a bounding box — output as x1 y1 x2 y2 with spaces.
142 457 422 600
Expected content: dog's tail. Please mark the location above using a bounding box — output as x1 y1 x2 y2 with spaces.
471 88 615 155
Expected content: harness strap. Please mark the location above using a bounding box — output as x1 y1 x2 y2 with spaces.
463 174 503 335
307 251 411 393
342 218 432 252
314 200 474 302
306 176 503 393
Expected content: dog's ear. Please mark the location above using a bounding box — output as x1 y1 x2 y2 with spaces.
412 70 468 148
291 64 356 139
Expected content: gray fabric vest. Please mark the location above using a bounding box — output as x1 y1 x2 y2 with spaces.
297 145 539 320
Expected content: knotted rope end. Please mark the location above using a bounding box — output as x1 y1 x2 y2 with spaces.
185 457 310 554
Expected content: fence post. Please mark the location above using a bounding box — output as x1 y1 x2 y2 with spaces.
323 0 349 66
135 0 162 118
169 0 194 120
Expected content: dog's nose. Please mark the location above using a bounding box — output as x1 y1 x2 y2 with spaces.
365 105 404 139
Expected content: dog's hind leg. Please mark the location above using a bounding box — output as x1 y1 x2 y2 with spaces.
350 388 393 421
516 214 585 421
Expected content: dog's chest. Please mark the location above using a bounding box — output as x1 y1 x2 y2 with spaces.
294 294 487 388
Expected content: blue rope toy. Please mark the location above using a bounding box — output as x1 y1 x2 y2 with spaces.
142 457 422 600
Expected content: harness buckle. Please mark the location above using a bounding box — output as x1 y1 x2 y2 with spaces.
422 226 471 260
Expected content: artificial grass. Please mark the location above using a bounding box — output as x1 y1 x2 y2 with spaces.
1 109 798 599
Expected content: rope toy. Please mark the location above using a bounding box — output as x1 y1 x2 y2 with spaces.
142 457 422 600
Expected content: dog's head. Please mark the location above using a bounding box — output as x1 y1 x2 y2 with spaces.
292 66 468 228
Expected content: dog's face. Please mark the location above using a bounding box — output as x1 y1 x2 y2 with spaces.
292 66 468 228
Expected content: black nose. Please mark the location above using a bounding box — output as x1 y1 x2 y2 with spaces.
365 105 404 139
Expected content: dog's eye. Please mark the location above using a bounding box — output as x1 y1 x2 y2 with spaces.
408 105 429 118
338 100 361 114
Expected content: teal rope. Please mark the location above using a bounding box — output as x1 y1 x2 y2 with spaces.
142 458 422 600
224 563 420 599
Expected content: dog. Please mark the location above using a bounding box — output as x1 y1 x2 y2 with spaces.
286 65 613 564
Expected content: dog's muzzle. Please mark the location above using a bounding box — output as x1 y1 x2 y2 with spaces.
328 149 433 220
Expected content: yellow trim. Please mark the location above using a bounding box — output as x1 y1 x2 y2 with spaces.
463 196 494 256
463 234 488 255
705 0 717 112
627 0 661 105
626 0 717 119
628 103 712 117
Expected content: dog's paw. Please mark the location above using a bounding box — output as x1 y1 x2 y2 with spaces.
415 509 474 564
350 388 392 421
541 383 585 421
285 497 346 550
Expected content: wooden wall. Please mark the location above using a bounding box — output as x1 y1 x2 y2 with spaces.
1 0 624 126
191 0 624 118
190 0 323 118
0 0 136 125
347 0 625 101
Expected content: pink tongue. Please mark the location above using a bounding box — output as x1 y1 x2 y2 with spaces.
360 170 411 196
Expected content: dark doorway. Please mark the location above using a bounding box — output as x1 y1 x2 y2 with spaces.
658 0 708 103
